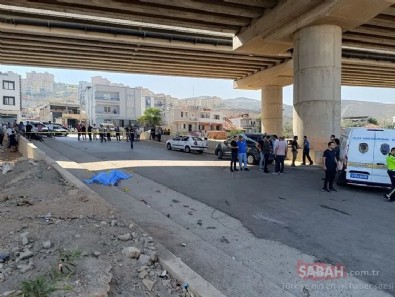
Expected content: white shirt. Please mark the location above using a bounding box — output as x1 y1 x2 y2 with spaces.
275 140 287 156
6 128 13 136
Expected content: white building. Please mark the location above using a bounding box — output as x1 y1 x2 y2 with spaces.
163 107 224 135
229 113 260 133
0 71 21 123
81 82 144 127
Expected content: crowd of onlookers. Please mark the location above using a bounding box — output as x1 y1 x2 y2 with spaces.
1 121 21 152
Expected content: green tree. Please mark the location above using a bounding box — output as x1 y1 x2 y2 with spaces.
137 107 162 128
227 129 244 137
367 117 378 125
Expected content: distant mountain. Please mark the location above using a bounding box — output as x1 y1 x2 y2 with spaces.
222 97 260 110
341 100 395 119
221 98 395 121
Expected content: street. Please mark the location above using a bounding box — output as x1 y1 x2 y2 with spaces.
36 136 395 296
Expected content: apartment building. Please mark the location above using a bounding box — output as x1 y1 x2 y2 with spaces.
0 71 21 123
21 71 54 94
164 107 223 135
178 96 222 109
81 82 144 127
229 113 260 133
39 102 85 128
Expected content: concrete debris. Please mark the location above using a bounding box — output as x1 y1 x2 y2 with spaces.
142 279 155 291
19 250 33 260
122 247 141 259
139 254 151 266
118 233 131 241
42 241 52 249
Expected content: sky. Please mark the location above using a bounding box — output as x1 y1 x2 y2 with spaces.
2 65 395 105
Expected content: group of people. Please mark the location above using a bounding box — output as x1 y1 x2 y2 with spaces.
228 134 316 174
0 122 18 151
228 133 344 193
75 123 139 150
75 123 140 145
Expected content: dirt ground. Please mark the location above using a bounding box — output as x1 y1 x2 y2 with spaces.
0 147 193 297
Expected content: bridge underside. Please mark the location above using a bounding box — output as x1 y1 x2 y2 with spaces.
1 0 395 88
1 0 395 153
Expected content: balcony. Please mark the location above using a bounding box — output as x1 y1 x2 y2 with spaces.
198 117 223 124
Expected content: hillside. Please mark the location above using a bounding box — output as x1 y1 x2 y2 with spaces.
222 97 395 120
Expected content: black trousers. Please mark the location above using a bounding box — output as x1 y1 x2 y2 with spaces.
324 168 337 189
230 152 238 169
0 134 3 145
275 155 285 173
303 150 313 164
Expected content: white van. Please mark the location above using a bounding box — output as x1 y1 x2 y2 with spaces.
338 128 395 187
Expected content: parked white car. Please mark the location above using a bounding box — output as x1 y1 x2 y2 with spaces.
166 136 207 154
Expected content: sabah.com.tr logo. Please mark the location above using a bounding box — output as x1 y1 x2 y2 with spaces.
297 261 347 280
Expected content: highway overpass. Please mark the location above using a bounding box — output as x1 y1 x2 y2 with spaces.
1 0 395 151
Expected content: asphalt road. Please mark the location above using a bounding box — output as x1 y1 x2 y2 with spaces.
41 136 395 295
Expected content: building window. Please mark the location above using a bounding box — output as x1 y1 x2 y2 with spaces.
104 106 111 113
3 96 15 105
214 115 220 120
181 112 184 117
183 124 186 129
3 81 15 90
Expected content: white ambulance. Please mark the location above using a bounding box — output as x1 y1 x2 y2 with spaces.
338 128 395 187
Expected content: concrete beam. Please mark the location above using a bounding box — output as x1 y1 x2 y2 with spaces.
0 23 232 52
1 59 238 79
234 0 395 55
233 59 293 89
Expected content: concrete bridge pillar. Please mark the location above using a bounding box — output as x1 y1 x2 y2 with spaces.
261 85 282 136
293 24 342 152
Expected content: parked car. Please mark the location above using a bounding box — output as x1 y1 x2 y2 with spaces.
215 136 260 165
22 120 49 136
166 136 207 153
42 122 69 136
53 123 69 136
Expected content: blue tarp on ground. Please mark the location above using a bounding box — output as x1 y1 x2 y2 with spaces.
84 170 132 186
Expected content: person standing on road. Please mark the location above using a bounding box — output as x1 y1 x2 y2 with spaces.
124 126 129 142
230 135 239 172
115 126 121 141
384 147 395 201
88 123 93 141
302 136 313 165
99 125 106 143
262 135 271 173
237 135 249 171
47 121 54 138
321 141 338 192
106 127 111 142
257 136 270 172
273 136 287 174
81 124 87 141
25 121 33 140
76 123 81 141
291 135 299 167
129 128 135 149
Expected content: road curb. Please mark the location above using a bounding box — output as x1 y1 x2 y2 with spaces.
19 136 227 297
